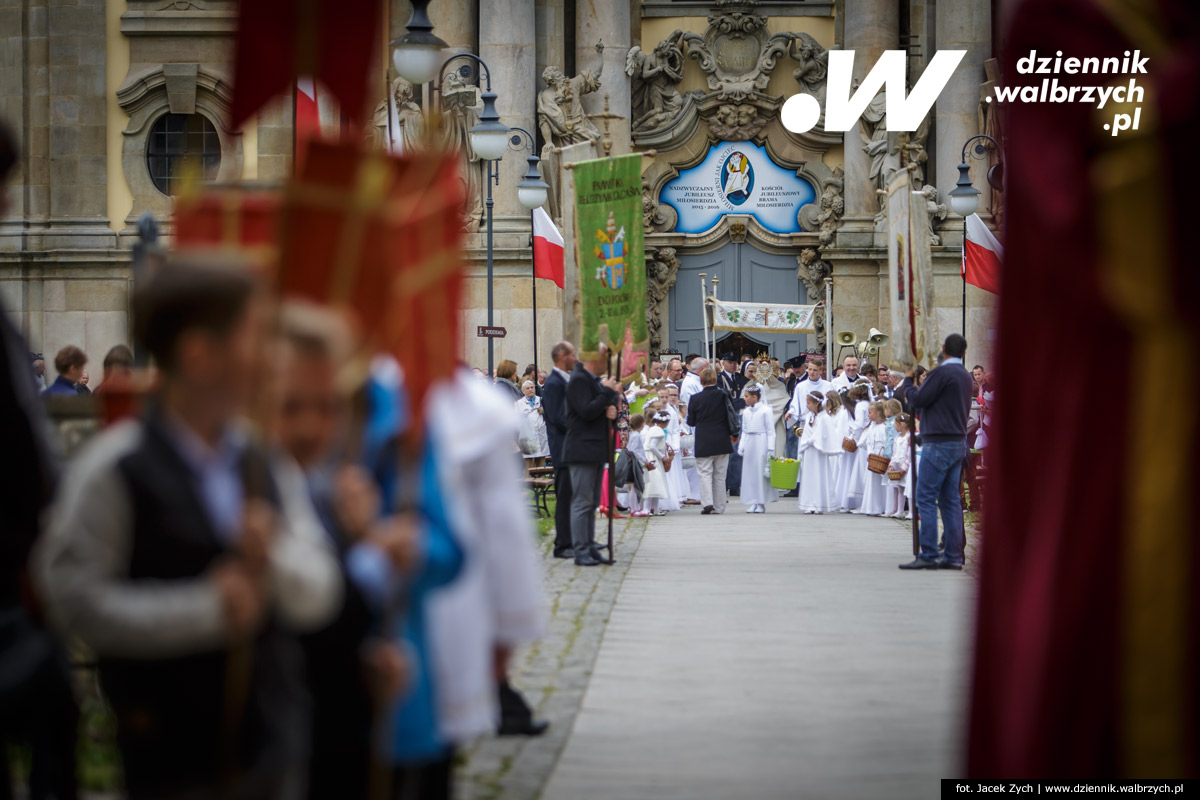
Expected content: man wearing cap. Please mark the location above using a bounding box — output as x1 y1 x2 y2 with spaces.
716 352 743 400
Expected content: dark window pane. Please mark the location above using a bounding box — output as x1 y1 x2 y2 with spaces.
145 112 222 196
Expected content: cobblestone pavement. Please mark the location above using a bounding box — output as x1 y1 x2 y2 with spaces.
455 513 649 800
541 504 975 800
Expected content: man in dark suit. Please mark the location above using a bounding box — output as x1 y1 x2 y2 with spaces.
716 352 744 398
563 345 621 566
687 368 737 515
542 341 577 559
717 352 744 496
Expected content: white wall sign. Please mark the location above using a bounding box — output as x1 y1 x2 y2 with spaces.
659 141 816 234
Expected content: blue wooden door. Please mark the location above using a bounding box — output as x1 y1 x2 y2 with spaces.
668 242 812 360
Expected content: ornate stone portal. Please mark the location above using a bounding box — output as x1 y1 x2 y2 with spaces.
646 246 681 354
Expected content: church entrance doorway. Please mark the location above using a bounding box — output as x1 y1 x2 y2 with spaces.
667 242 813 361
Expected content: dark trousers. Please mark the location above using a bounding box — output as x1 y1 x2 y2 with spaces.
498 680 534 728
389 749 454 800
0 614 78 800
725 452 743 495
552 466 573 555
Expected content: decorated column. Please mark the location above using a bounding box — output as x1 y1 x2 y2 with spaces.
935 0 992 222
575 0 631 156
840 0 899 235
481 0 537 222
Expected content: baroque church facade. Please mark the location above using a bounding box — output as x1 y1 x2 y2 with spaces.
0 0 1000 371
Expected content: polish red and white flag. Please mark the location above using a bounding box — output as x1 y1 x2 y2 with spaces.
532 206 565 289
964 213 1003 295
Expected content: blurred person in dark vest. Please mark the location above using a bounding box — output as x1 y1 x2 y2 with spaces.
35 257 341 799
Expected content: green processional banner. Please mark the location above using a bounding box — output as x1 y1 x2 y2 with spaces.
572 154 647 362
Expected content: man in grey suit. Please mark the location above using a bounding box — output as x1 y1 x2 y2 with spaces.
563 345 621 566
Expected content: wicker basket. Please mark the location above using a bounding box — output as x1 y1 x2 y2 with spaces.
887 469 906 482
769 458 801 490
867 453 890 474
842 437 858 453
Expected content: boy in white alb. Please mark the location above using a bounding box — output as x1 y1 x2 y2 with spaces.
737 384 776 513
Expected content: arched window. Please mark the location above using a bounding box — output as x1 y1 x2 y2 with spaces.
145 113 221 196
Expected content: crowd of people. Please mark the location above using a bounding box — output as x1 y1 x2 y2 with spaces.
29 343 134 397
492 336 991 574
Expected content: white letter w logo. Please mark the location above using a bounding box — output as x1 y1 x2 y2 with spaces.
782 50 966 133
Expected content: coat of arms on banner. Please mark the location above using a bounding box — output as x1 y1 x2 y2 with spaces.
594 211 626 290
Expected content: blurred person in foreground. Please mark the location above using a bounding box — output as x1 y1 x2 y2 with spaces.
425 362 547 741
357 359 464 799
270 304 411 800
0 119 77 800
35 257 342 799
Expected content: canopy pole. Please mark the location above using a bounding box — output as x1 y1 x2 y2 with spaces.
699 273 708 367
825 278 834 378
710 278 720 361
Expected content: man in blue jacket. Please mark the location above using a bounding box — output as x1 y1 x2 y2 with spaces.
900 334 974 571
541 341 577 558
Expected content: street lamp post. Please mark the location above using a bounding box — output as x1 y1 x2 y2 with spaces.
396 47 549 378
420 53 509 377
948 134 1001 336
510 128 550 382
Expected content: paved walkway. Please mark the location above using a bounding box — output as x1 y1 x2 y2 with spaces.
460 500 975 800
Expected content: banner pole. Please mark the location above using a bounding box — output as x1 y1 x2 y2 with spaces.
531 209 538 386
711 278 720 361
825 277 833 379
607 351 621 562
699 273 708 366
962 216 968 335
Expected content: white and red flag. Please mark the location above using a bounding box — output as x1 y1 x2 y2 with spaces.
964 213 1003 294
532 206 565 289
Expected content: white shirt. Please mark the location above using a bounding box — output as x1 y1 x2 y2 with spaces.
831 372 858 391
788 378 834 420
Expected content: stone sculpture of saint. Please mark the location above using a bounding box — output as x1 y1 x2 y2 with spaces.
370 77 424 153
626 33 685 133
537 42 605 147
789 33 829 131
441 71 485 229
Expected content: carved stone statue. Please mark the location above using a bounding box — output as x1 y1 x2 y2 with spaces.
797 247 832 349
370 77 424 153
708 103 767 140
789 33 829 131
626 32 685 133
816 167 844 248
642 177 668 233
645 247 681 354
919 184 948 246
442 72 485 230
861 91 929 215
538 42 605 147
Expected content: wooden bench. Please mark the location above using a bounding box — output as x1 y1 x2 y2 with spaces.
526 476 555 517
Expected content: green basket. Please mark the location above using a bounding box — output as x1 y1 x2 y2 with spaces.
769 458 800 490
